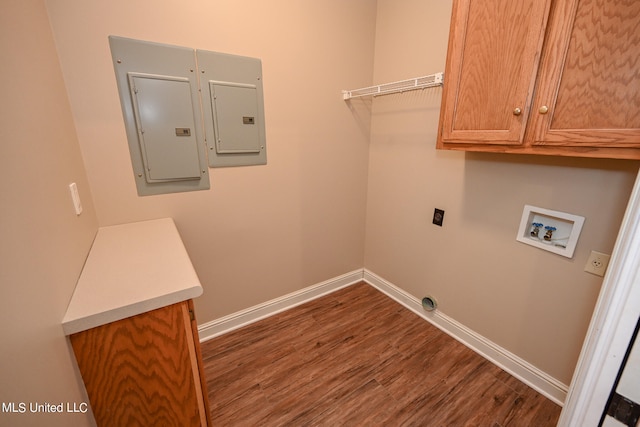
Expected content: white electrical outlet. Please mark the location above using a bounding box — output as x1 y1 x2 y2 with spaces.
584 250 611 277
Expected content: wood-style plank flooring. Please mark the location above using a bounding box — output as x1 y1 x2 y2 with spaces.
201 282 561 426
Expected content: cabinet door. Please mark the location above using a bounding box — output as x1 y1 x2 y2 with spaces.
70 301 210 427
439 0 551 145
529 0 640 156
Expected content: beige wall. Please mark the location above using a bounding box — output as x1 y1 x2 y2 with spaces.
364 0 640 385
44 0 376 321
0 1 98 426
4 2 639 423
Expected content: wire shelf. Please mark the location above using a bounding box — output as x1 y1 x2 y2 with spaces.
342 72 443 100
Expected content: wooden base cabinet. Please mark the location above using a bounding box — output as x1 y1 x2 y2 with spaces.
437 0 640 159
70 300 211 427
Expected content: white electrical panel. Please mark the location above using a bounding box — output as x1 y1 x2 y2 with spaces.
197 50 267 167
128 73 202 181
109 36 210 196
110 37 267 193
209 81 262 154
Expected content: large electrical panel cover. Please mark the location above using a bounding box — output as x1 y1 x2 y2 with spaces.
109 36 210 196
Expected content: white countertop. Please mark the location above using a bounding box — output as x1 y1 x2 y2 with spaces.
62 218 203 335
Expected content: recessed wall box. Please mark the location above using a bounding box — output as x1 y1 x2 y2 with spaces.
516 205 585 258
109 36 210 196
197 50 267 167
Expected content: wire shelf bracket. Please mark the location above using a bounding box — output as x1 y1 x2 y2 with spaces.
342 72 444 100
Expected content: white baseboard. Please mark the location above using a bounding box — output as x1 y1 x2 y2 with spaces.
362 269 568 406
197 269 364 342
197 267 568 406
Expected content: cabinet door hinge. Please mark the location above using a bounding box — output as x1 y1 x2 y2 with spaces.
188 309 195 321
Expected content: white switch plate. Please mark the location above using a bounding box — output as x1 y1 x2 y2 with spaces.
69 182 83 215
584 250 611 277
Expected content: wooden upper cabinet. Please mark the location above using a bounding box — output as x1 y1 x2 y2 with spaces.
438 0 640 159
529 0 640 155
439 0 552 145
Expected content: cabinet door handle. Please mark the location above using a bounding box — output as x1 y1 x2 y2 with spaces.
539 105 549 114
513 107 522 116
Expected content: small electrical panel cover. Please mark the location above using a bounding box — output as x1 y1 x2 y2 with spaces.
197 50 267 167
109 36 209 196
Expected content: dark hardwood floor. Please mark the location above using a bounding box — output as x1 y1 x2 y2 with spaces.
201 282 561 426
